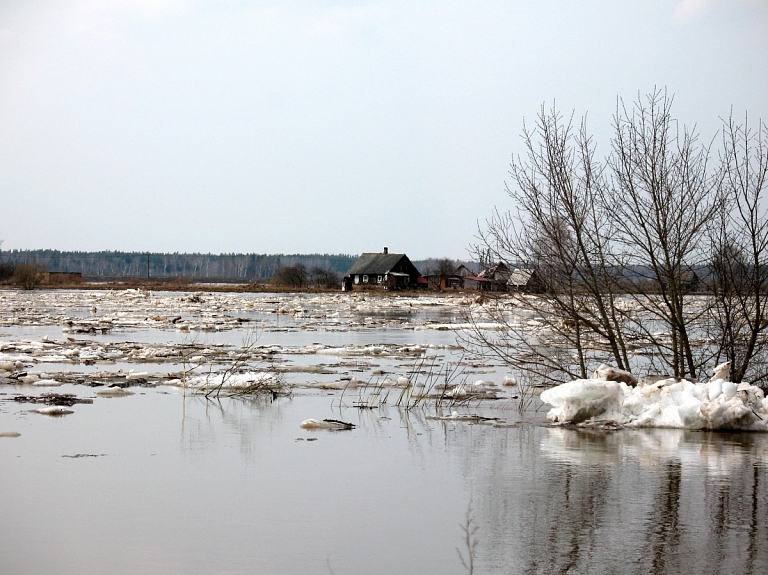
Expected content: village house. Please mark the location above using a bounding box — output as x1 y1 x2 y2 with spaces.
343 248 422 291
459 262 512 291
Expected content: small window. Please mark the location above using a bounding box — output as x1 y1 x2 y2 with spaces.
354 275 360 284
377 275 383 283
363 275 368 283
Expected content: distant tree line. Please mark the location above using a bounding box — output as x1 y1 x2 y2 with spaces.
0 250 357 281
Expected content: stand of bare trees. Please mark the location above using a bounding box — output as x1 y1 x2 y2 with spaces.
462 89 768 386
270 264 340 288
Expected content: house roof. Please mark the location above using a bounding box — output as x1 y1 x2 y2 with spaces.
347 253 413 276
478 262 510 279
508 269 536 286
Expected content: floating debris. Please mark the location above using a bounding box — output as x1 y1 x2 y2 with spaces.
300 418 355 430
9 393 93 407
62 453 107 458
426 411 501 422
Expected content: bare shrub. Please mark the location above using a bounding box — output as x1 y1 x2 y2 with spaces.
13 263 45 290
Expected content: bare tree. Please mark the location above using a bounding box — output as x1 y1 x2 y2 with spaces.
308 266 340 288
463 104 630 383
271 264 308 288
13 263 45 290
609 89 719 379
708 114 768 383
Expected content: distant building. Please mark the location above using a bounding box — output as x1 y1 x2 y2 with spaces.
476 262 511 291
461 275 492 291
343 248 421 290
431 264 467 290
454 265 474 279
43 272 84 285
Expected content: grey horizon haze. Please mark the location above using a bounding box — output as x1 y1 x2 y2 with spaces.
1 0 766 260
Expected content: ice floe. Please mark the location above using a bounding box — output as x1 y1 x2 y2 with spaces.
182 371 281 391
32 406 74 416
299 418 355 430
95 386 135 397
541 374 768 431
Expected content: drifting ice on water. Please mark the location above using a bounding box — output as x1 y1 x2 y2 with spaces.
541 363 768 431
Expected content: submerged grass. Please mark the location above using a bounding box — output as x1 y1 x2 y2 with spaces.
457 497 479 575
180 329 291 401
332 354 502 413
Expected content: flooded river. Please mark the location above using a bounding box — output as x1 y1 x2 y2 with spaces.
1 289 767 574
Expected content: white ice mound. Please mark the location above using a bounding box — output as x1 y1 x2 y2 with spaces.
541 377 768 431
540 380 624 424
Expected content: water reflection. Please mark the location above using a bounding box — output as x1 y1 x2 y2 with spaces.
2 382 767 575
485 427 768 575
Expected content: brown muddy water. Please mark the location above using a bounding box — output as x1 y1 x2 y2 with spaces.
1 289 767 575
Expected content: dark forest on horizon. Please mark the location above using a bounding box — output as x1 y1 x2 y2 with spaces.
0 249 473 281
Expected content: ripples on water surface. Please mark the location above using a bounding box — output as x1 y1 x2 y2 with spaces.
1 290 767 574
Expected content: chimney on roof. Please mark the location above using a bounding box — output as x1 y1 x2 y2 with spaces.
383 247 388 254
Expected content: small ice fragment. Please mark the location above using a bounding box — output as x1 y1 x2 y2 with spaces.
95 386 134 397
33 406 74 416
710 361 731 381
591 364 637 387
299 418 355 430
502 375 517 387
32 379 63 387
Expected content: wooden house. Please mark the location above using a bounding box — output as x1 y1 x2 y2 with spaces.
343 248 421 290
462 275 492 291
478 262 511 291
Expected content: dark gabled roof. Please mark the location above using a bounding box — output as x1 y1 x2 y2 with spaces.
347 253 411 276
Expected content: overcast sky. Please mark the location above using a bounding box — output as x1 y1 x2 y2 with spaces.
1 0 766 259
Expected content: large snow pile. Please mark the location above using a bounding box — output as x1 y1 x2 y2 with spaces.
541 374 768 431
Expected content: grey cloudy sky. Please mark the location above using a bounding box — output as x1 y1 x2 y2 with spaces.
1 0 766 259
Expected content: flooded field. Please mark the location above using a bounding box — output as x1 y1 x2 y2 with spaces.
2 289 767 575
